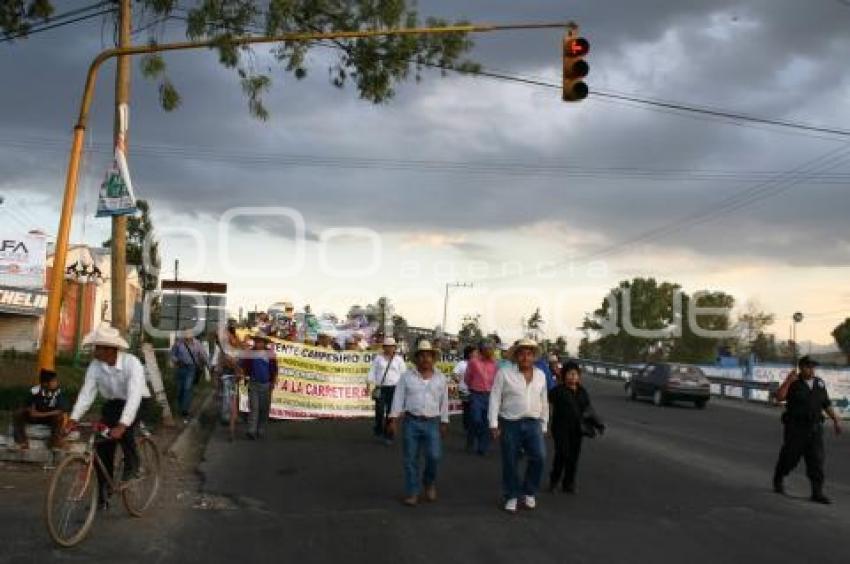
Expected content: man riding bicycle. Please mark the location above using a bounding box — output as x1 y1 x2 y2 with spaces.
66 324 151 509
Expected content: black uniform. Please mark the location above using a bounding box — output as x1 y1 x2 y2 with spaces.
773 376 831 495
548 384 602 491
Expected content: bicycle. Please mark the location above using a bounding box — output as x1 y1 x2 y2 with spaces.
44 422 161 547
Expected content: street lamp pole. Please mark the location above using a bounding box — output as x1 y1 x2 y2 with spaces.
35 20 572 376
65 261 104 367
792 311 804 365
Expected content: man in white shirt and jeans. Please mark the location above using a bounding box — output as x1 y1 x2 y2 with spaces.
67 324 151 509
367 337 407 444
489 338 549 513
388 340 450 506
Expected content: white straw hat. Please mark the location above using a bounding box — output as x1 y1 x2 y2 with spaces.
383 337 397 347
82 324 129 350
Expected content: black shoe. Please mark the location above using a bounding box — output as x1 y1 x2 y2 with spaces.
773 476 785 495
246 433 257 441
562 483 576 494
810 493 832 505
547 480 557 493
121 467 141 482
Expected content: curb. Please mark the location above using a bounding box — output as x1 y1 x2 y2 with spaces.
166 390 216 462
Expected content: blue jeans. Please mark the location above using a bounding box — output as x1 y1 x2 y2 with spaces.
176 365 195 416
468 391 491 455
499 418 546 500
402 417 442 497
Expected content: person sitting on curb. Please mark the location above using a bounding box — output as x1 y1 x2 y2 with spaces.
13 369 69 450
387 340 450 507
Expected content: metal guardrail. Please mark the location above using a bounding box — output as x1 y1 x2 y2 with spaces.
577 359 780 404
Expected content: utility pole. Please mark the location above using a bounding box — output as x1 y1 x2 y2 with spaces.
442 282 473 337
111 0 131 335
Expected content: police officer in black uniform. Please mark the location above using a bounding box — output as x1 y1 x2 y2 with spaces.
772 356 842 504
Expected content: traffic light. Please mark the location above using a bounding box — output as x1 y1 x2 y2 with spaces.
563 32 590 102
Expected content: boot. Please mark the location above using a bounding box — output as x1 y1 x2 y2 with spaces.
810 484 831 505
772 474 785 495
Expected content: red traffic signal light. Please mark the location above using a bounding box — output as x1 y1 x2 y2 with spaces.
565 37 590 57
563 34 590 102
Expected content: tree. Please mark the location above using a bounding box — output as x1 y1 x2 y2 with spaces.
103 199 160 293
3 1 479 119
668 291 735 364
525 307 544 341
457 314 483 349
751 332 780 363
832 318 850 364
581 278 681 364
735 300 775 355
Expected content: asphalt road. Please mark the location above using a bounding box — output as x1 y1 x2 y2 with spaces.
2 377 848 563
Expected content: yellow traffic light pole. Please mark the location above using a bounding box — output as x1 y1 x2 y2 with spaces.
37 21 572 374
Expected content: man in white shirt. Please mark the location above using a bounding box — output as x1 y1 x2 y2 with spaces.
367 337 407 444
453 345 476 445
489 338 549 513
67 324 151 509
388 340 450 506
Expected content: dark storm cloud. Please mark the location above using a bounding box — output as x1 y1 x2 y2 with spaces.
1 0 849 265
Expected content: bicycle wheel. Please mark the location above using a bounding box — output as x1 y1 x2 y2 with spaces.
45 454 98 547
121 436 161 517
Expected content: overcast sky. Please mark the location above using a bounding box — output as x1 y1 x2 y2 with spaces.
1 0 849 348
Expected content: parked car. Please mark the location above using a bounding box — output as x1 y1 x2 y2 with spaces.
625 363 711 409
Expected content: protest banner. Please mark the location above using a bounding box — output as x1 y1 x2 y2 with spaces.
238 337 463 420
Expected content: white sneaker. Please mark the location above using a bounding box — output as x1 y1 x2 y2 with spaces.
504 498 518 513
523 495 537 510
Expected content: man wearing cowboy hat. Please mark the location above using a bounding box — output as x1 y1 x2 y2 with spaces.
367 336 407 444
239 331 279 440
67 324 152 509
388 340 449 506
489 338 549 513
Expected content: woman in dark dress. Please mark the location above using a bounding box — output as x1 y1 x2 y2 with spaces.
548 361 604 493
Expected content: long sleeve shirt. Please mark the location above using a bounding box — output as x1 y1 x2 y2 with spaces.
464 357 498 393
239 353 279 385
390 367 450 423
366 354 407 387
488 365 549 431
549 384 592 435
71 352 152 427
453 360 469 395
170 338 209 368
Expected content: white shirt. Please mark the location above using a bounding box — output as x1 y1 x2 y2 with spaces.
71 352 152 427
488 365 549 431
367 354 407 387
453 360 469 395
390 367 450 423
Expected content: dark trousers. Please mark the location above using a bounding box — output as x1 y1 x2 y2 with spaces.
12 408 65 447
468 391 492 455
550 429 583 488
176 364 195 416
373 386 396 438
96 399 142 501
774 424 825 492
248 382 271 437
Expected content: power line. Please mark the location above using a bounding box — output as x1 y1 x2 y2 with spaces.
3 134 850 184
0 3 116 44
478 142 850 283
